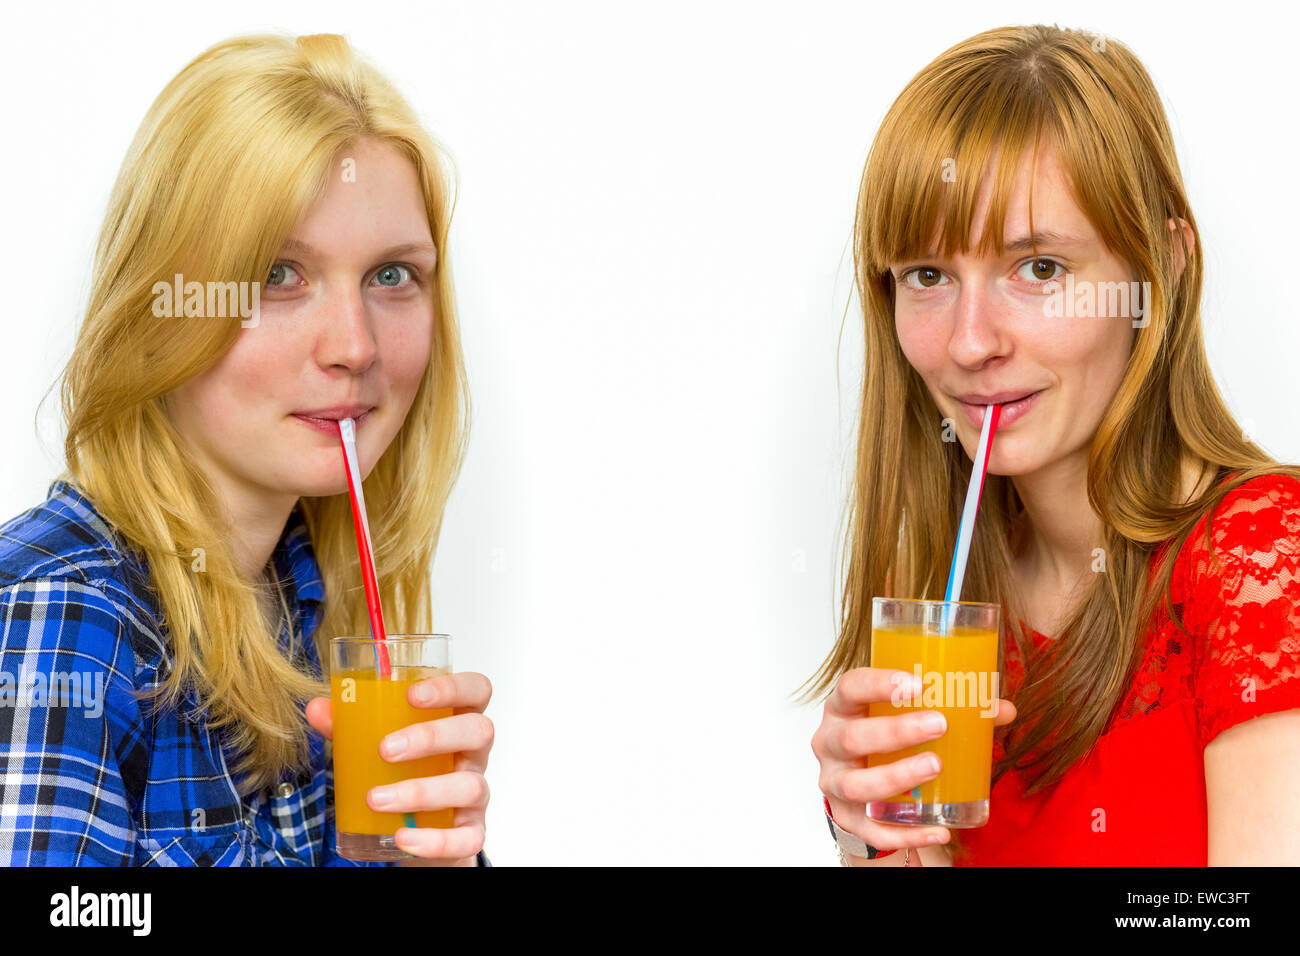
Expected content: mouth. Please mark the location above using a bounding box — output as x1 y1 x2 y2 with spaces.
956 389 1044 427
291 406 375 433
954 389 1042 406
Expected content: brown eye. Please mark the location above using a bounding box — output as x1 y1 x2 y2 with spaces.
1027 259 1062 281
898 266 947 290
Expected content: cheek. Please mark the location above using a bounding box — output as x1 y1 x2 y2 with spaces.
1052 318 1129 386
378 318 434 394
170 377 256 461
184 333 298 426
231 332 295 382
894 315 943 376
1096 323 1137 399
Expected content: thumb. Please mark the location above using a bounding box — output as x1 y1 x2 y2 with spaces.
305 696 333 740
993 698 1017 727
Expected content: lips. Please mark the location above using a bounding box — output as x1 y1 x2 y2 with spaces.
291 405 374 434
954 390 1040 406
956 389 1044 428
290 404 374 421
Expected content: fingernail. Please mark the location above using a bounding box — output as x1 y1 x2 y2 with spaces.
918 754 941 775
370 786 394 808
382 733 407 757
919 712 947 735
411 683 436 705
927 832 947 844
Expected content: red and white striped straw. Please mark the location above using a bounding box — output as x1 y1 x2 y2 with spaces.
336 418 392 678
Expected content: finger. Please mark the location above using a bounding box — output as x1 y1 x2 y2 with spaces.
394 821 485 862
826 794 951 852
831 753 943 808
380 712 494 762
861 816 951 853
453 749 489 776
824 667 921 718
409 671 492 713
821 708 948 763
367 770 490 815
993 698 1017 726
305 697 333 739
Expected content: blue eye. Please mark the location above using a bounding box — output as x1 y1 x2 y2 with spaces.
372 264 415 288
264 262 418 288
266 262 302 287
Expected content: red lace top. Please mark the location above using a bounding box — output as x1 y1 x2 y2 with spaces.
953 471 1300 865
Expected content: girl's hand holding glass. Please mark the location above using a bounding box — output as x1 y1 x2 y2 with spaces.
307 670 493 865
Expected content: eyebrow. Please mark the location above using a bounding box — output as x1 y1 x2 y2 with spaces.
279 238 438 260
908 230 1091 262
1001 230 1090 252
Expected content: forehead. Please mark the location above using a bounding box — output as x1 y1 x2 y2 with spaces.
290 139 433 254
919 142 1095 257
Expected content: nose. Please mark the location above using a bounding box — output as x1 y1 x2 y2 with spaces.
317 287 379 374
946 277 1010 368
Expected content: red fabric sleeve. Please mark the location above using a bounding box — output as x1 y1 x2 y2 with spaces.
1183 473 1300 748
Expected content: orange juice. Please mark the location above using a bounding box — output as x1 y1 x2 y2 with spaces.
866 624 999 805
331 665 455 835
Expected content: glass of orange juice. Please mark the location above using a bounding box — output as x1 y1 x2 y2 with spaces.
865 598 1000 828
330 634 455 861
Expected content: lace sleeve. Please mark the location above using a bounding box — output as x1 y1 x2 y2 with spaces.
1184 474 1300 748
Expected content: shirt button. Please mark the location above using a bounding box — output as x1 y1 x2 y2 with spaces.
277 782 295 798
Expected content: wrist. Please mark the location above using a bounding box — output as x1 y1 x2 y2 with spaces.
824 796 897 860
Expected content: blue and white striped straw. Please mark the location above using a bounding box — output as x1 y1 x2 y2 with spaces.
941 403 1001 633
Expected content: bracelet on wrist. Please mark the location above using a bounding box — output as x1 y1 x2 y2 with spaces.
823 796 897 860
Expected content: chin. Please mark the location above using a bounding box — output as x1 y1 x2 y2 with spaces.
284 467 363 500
971 448 1035 478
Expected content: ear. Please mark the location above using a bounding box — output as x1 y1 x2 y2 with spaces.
1168 217 1194 281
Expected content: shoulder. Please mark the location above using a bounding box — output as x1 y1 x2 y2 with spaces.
1205 470 1299 532
1174 471 1300 590
0 480 168 674
1171 471 1300 745
1164 471 1299 680
1190 470 1298 568
0 479 131 588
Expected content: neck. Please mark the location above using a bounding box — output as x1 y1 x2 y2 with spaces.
217 484 299 583
1009 452 1101 594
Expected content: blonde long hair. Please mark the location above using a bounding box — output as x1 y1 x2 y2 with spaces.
48 33 469 794
803 24 1300 849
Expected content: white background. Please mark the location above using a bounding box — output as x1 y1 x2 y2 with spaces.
2 2 1297 865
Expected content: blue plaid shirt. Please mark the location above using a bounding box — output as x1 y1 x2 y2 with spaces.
0 478 398 866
